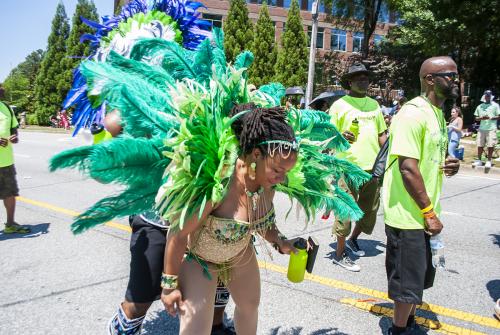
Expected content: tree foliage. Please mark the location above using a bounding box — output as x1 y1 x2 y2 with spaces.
60 0 99 99
391 0 499 90
374 0 500 123
223 0 254 63
249 1 277 87
274 0 308 88
322 0 388 59
2 50 45 117
33 3 70 125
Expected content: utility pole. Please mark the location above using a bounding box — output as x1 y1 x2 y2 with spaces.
305 0 319 107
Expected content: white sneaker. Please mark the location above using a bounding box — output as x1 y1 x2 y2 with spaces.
333 252 361 272
485 161 492 168
472 160 483 167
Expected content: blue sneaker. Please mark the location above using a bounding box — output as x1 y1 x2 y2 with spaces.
107 306 145 335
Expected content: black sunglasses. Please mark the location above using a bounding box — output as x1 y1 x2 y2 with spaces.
429 72 459 81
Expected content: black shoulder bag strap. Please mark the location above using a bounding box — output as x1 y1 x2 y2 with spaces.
371 101 421 181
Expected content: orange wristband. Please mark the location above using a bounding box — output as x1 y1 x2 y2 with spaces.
423 210 436 219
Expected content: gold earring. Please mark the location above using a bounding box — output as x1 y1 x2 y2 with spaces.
249 162 256 180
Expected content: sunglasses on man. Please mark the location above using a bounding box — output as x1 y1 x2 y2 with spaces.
428 72 459 81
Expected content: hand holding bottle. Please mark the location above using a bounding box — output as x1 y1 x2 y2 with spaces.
342 130 356 143
344 118 359 143
424 215 443 236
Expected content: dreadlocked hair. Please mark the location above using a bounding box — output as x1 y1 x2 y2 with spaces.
230 103 296 156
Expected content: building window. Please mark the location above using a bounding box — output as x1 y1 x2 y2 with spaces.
353 4 364 20
330 29 346 51
202 13 222 29
247 0 281 5
300 0 309 10
352 32 364 53
307 26 324 49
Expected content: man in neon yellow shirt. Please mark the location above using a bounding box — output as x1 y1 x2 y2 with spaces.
383 57 460 335
0 87 30 234
473 90 500 168
328 62 387 272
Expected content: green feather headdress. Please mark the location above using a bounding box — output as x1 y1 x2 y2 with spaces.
50 28 370 234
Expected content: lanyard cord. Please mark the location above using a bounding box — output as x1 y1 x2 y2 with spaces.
420 95 448 166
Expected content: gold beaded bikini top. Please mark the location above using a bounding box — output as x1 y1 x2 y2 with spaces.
187 207 276 265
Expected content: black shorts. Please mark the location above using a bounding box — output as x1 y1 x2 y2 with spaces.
125 215 167 303
125 215 231 305
0 165 19 200
385 225 435 305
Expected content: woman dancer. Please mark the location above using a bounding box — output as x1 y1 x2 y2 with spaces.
161 104 299 334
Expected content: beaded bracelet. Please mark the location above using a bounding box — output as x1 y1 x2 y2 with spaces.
420 203 434 214
161 273 178 289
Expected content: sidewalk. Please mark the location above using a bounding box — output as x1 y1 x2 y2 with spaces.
460 162 500 176
460 138 500 176
19 126 71 134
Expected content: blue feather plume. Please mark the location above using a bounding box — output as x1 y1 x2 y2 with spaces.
63 0 212 135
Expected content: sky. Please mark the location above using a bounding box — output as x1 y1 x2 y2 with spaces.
0 0 114 82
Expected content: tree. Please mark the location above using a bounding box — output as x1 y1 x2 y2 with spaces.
33 3 70 125
2 50 45 116
380 0 500 123
274 0 308 88
249 1 277 87
322 0 388 59
60 0 99 99
391 0 499 88
223 0 254 63
369 44 424 100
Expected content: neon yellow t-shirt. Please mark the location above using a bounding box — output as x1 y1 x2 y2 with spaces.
474 102 500 131
383 96 448 230
0 102 18 167
328 95 387 170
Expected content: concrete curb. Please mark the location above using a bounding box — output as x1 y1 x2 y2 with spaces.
459 163 500 176
19 127 70 134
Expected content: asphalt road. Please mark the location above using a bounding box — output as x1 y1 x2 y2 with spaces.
0 131 499 335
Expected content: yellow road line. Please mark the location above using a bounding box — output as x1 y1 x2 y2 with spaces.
340 298 487 335
17 196 499 331
17 196 131 233
258 262 500 330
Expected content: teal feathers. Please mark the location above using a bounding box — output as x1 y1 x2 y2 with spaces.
255 83 286 107
289 108 350 151
50 137 171 233
49 145 93 173
80 60 178 138
71 188 158 234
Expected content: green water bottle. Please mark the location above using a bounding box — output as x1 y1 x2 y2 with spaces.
349 118 359 141
90 123 113 144
287 238 308 283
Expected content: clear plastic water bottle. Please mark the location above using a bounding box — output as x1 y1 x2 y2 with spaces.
429 234 445 269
